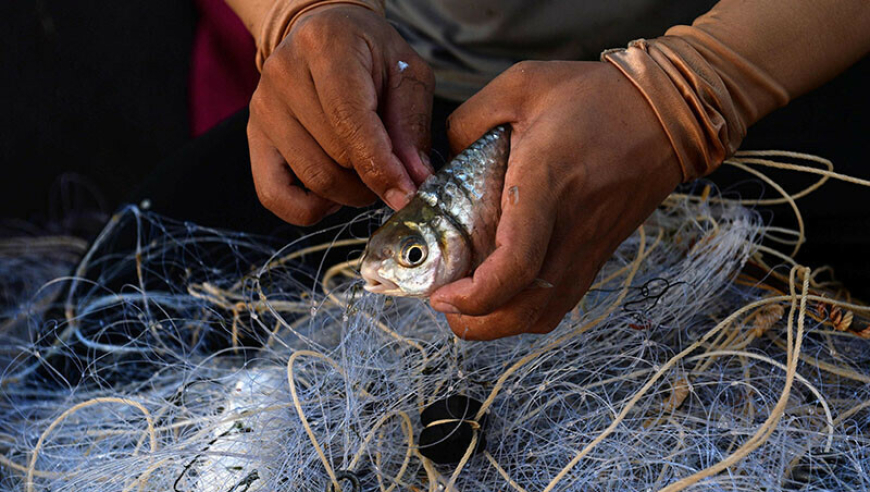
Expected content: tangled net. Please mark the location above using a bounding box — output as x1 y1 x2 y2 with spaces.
1 152 870 492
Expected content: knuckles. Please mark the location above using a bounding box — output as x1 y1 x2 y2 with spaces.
253 181 279 216
292 15 332 52
260 44 295 81
248 89 270 119
301 165 338 194
250 165 327 227
502 60 545 86
289 6 379 55
329 102 365 138
328 103 378 167
504 60 534 78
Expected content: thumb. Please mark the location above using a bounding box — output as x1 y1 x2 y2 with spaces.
446 63 529 155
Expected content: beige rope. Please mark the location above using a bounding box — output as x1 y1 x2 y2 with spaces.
26 397 157 492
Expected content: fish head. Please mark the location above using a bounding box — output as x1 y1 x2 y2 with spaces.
361 197 472 297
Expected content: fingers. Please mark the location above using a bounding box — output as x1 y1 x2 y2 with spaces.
445 61 536 154
268 114 377 207
256 7 433 212
311 57 417 210
444 223 597 341
443 286 551 341
248 122 340 226
432 63 549 318
445 278 587 341
382 57 435 185
430 152 557 316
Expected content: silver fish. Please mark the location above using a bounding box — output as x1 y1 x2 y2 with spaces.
361 126 510 297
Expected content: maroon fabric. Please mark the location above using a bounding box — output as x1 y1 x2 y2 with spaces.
190 0 259 136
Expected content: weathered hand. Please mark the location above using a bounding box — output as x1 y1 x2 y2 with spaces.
248 5 435 225
429 61 682 340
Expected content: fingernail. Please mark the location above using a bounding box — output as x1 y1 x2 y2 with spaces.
385 188 412 210
419 150 434 174
327 204 342 214
433 301 461 314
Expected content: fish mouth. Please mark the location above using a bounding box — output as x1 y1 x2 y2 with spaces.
360 264 403 295
362 279 403 295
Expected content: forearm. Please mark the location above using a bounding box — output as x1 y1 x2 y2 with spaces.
603 0 870 181
672 0 870 122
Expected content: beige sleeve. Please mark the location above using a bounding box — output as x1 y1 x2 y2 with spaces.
602 0 870 182
223 0 386 71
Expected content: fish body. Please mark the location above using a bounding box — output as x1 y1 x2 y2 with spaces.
361 126 510 297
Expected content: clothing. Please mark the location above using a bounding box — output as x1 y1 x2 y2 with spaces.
129 98 870 300
601 0 870 181
183 0 870 296
190 0 259 137
227 0 870 182
130 98 460 237
386 0 714 101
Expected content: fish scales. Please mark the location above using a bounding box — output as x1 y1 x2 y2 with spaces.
418 126 510 263
361 126 510 297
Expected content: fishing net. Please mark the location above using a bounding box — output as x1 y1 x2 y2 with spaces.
1 153 870 492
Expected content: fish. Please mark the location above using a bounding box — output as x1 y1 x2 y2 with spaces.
360 126 510 297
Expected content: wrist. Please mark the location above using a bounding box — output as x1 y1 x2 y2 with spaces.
589 61 683 190
600 33 788 183
254 0 386 71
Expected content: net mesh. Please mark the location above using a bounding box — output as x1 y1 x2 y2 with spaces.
1 155 869 492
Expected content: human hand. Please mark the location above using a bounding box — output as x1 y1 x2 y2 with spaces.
429 61 683 340
248 4 435 225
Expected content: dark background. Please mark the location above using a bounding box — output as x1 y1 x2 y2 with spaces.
1 1 196 227
1 2 868 294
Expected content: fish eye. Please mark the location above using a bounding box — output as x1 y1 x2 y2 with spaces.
398 237 428 267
